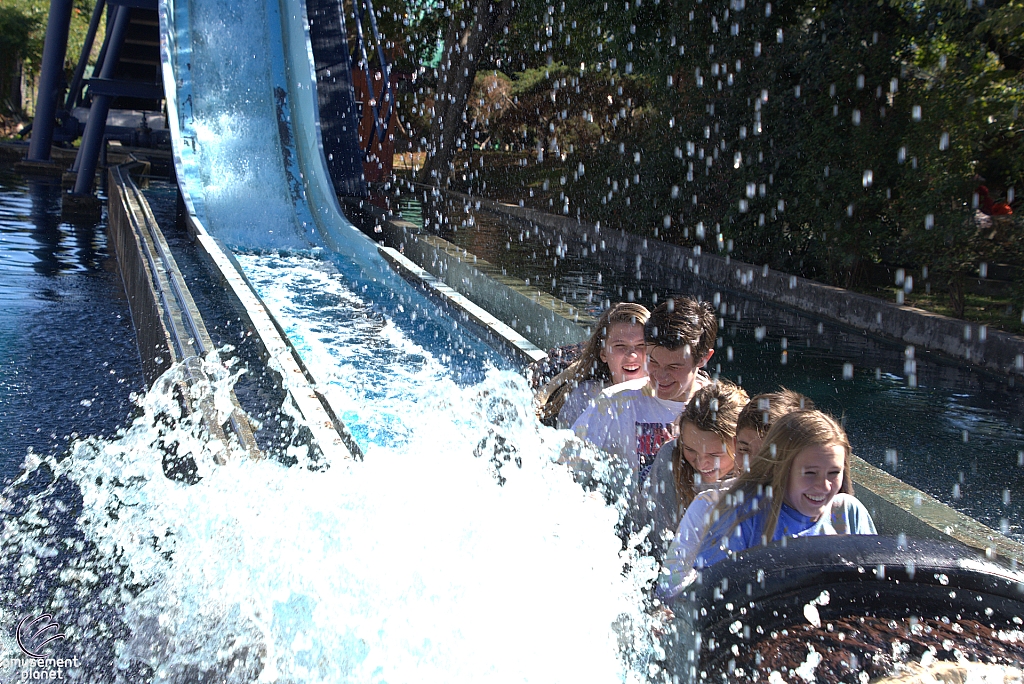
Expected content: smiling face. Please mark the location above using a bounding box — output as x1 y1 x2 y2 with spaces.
647 345 713 402
680 422 735 484
599 322 647 385
784 443 846 521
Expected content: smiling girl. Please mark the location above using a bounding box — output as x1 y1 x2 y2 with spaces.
537 302 649 428
692 410 876 569
640 380 748 559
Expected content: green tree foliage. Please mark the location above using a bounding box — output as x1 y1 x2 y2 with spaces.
373 0 1024 317
414 0 518 184
0 1 103 115
537 0 1023 307
0 3 42 114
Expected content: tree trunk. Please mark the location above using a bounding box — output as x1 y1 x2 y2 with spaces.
416 0 516 186
947 273 966 319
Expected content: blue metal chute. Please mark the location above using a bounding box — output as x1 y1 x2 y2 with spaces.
159 0 371 258
157 0 507 373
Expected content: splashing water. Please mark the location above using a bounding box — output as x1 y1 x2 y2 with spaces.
0 350 660 682
233 250 511 449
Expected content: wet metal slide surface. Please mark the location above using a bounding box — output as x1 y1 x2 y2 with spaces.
161 0 350 254
158 0 512 450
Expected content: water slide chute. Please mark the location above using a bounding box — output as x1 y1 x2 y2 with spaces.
158 0 509 388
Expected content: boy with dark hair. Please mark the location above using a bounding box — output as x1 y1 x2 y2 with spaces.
571 296 718 484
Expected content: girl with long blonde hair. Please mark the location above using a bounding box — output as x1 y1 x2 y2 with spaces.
694 410 876 569
536 302 649 428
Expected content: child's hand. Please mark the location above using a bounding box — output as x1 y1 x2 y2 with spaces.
649 604 675 637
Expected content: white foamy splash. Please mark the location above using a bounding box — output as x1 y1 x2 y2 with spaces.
233 251 506 449
1 347 660 682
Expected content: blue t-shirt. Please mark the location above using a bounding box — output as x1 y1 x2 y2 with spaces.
695 493 876 568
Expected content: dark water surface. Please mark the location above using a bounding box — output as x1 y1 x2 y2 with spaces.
0 165 146 483
399 192 1024 542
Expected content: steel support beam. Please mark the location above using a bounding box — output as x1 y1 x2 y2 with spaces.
65 0 108 111
27 0 75 161
71 5 133 195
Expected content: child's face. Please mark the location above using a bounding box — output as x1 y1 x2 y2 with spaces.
646 345 713 402
784 443 846 521
680 422 735 484
734 427 763 462
599 322 647 385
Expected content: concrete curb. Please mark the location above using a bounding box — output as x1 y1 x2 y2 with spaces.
852 456 1023 565
449 189 1024 379
346 197 593 351
378 246 547 366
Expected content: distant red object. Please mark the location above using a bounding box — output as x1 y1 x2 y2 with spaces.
975 185 1013 215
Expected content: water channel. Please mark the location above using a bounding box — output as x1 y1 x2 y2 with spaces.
0 163 655 682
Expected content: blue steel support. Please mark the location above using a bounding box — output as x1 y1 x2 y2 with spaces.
71 5 133 195
27 0 75 161
65 0 108 111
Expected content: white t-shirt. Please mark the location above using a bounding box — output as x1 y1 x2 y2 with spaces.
571 378 684 480
556 379 604 429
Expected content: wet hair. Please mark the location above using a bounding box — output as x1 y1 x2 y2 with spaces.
700 410 853 556
672 380 749 508
537 302 649 424
643 296 717 361
735 388 815 437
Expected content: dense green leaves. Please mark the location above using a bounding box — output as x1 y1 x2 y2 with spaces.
499 0 1024 305
1 1 103 115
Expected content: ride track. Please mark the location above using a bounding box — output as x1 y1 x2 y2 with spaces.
156 0 539 453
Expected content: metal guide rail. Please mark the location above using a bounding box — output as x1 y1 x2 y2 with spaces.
108 163 262 465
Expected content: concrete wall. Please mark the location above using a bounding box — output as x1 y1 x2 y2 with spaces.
463 193 1024 380
348 198 592 351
